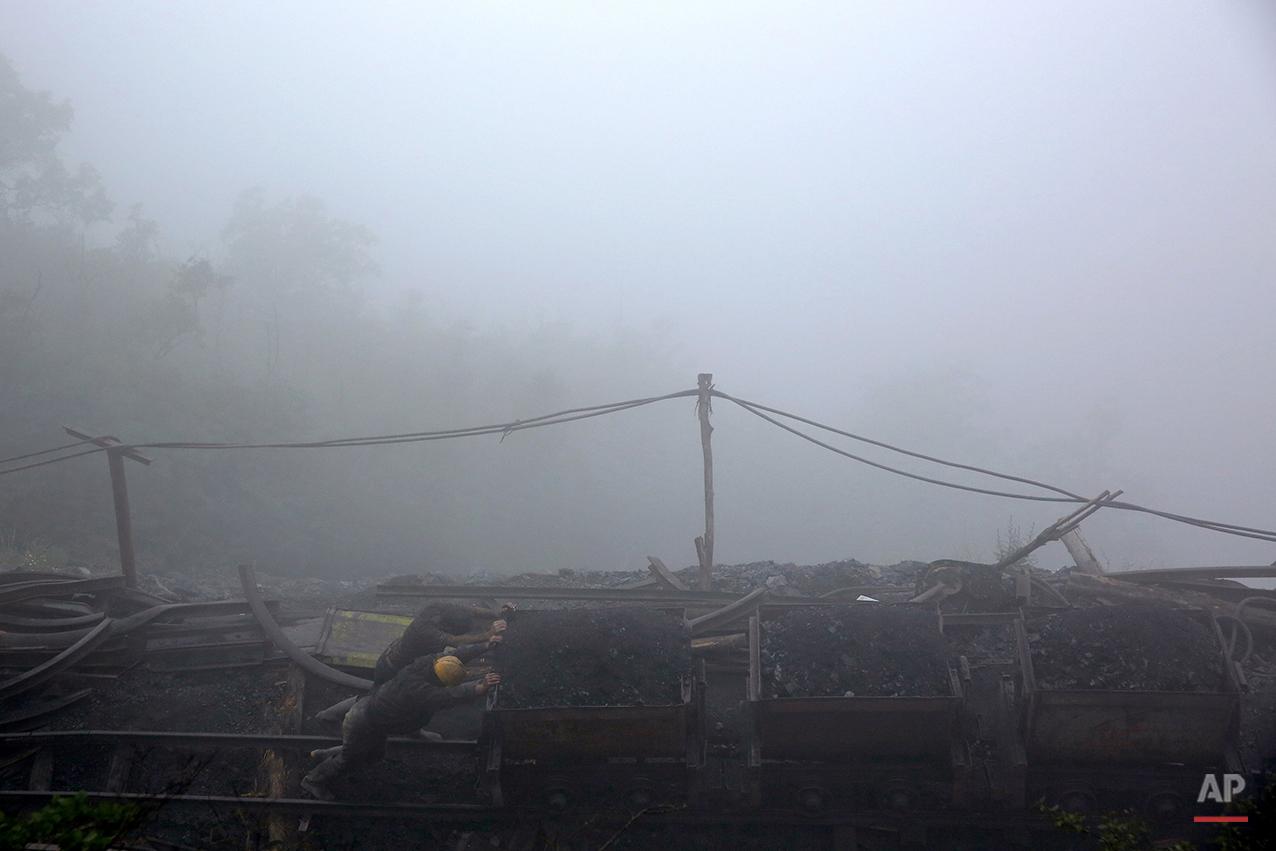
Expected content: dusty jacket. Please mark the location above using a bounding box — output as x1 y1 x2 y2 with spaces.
364 642 489 733
376 603 492 681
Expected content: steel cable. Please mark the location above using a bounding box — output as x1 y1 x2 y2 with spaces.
2 383 1274 545
127 389 699 451
0 446 110 476
0 390 699 475
0 438 96 466
711 390 1084 500
716 392 1276 544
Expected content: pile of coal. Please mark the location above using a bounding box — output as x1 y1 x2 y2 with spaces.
946 621 1019 664
761 604 953 698
493 608 691 708
1028 604 1226 691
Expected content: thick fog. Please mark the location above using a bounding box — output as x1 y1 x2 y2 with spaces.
2 1 1275 577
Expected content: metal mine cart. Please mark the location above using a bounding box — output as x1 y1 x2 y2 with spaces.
746 609 970 815
1015 610 1242 821
480 675 703 811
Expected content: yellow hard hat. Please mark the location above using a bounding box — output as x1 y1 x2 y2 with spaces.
434 656 467 687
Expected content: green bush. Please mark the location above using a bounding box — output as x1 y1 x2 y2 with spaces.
0 793 148 851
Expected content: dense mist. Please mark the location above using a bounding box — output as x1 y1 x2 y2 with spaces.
2 1 1275 579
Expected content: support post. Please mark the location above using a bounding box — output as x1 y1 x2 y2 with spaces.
106 449 137 589
63 427 154 590
696 373 715 592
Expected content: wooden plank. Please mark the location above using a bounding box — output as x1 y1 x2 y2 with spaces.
105 744 136 793
1060 528 1104 576
1065 573 1276 633
28 750 52 791
1107 565 1276 583
646 556 690 592
696 373 715 591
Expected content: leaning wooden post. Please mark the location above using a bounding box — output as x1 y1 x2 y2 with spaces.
695 373 715 591
64 426 154 589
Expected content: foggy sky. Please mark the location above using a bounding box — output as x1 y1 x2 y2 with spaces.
4 0 1275 570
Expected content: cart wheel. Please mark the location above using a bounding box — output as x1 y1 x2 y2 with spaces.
1144 788 1186 822
540 777 574 812
795 779 832 814
623 778 659 811
878 778 915 813
1053 783 1097 816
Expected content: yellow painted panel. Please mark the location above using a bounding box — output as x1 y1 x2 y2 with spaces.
314 609 413 670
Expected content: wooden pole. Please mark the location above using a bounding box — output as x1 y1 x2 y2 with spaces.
63 427 154 590
696 373 715 591
106 449 138 589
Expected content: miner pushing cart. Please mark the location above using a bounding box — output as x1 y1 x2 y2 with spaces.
302 633 505 801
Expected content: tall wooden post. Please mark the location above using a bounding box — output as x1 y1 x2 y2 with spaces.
64 426 153 589
695 373 715 591
106 449 138 588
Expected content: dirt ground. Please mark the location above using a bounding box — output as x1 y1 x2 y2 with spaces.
760 604 953 698
1027 603 1227 691
493 608 691 708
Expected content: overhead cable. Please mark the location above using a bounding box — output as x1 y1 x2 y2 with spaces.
717 392 1276 544
0 438 97 466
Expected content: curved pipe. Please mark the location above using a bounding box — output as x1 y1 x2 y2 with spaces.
0 576 125 607
0 619 117 701
237 564 372 691
685 587 768 636
0 611 106 631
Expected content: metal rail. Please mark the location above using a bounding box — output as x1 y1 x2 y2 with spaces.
0 789 1061 830
0 729 476 753
0 790 496 820
375 584 848 606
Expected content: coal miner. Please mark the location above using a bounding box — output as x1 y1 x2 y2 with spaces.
373 601 515 685
314 600 514 724
302 635 502 801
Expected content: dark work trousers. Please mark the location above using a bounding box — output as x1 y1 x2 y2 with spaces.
305 699 387 785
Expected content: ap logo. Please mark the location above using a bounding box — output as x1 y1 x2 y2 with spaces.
1198 774 1246 803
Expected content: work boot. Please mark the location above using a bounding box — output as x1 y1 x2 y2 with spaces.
415 730 443 741
300 775 335 801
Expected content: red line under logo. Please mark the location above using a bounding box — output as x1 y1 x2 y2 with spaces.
1194 816 1248 823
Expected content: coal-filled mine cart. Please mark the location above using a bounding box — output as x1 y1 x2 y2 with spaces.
939 611 1029 809
480 608 701 811
1017 604 1242 821
747 603 969 815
